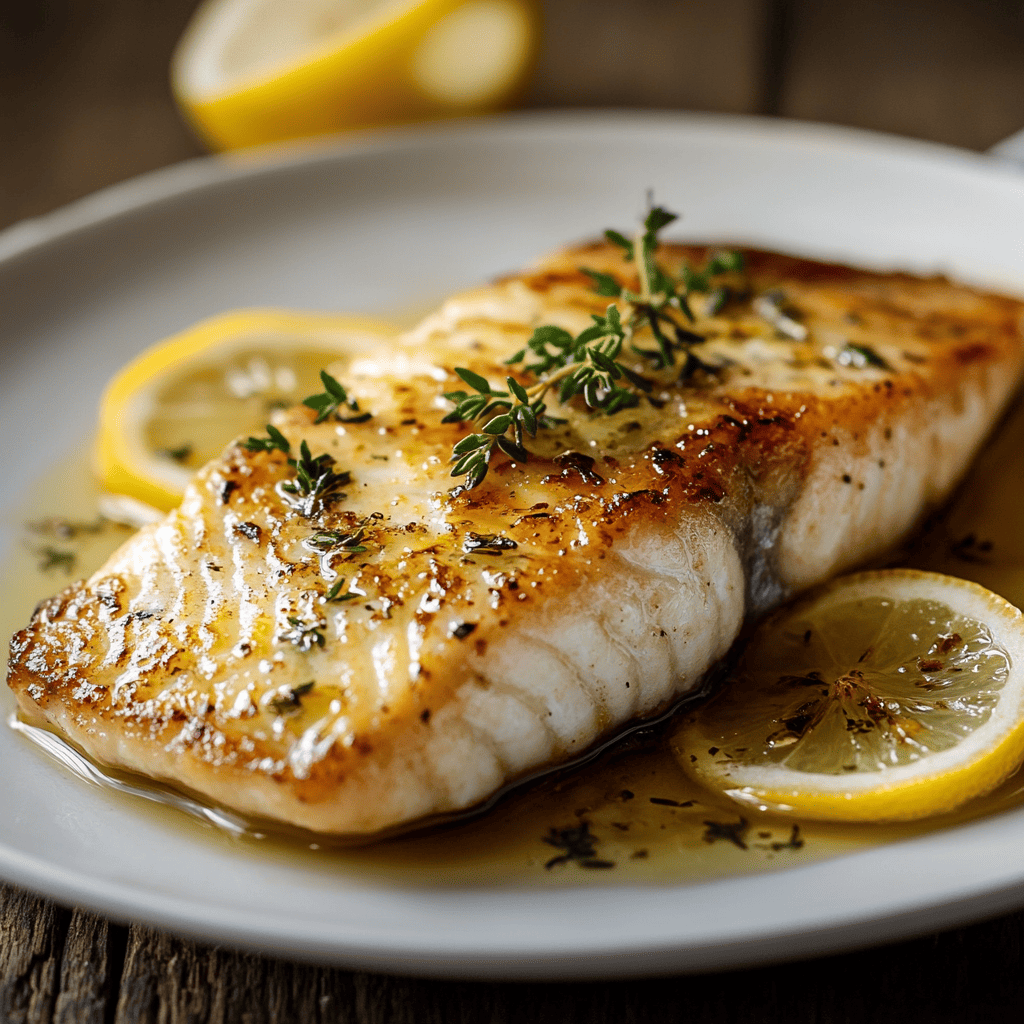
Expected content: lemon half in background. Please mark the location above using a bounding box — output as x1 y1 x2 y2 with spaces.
675 570 1024 822
97 309 397 511
173 0 540 151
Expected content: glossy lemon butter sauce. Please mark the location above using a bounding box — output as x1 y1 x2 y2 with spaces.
6 394 1024 889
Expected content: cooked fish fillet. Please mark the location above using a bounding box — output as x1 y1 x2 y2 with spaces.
8 243 1024 835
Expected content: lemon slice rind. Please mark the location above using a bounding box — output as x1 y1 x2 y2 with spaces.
676 570 1024 822
96 308 396 512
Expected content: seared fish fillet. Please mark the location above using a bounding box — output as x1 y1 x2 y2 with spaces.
9 243 1024 835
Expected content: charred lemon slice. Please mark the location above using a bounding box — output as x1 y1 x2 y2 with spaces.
674 570 1024 821
96 309 396 511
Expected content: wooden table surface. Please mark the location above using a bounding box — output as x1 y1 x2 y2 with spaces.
4 1 1024 1020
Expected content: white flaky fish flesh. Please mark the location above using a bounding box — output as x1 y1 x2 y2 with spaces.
9 241 1024 835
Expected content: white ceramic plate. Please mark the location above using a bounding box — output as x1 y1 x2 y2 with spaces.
4 112 1024 980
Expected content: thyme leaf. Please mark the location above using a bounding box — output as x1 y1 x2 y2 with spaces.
325 578 360 602
158 443 193 463
753 289 807 341
949 533 993 564
768 824 804 851
443 372 561 488
269 679 315 714
305 528 368 555
702 817 749 850
27 516 107 540
242 424 291 455
278 616 325 652
463 532 518 554
279 440 351 517
303 370 371 424
837 342 892 371
542 822 615 869
36 546 76 573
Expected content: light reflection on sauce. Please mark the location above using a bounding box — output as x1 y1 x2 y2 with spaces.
5 391 1024 888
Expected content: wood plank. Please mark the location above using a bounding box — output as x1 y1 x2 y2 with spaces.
0 0 204 229
52 910 125 1024
779 0 1024 149
112 925 330 1024
529 0 772 113
0 886 70 1024
96 903 1024 1024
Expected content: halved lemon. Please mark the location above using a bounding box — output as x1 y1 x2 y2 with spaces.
172 0 540 152
674 570 1024 822
96 309 397 511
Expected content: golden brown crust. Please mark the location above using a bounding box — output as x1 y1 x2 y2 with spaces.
8 241 1024 834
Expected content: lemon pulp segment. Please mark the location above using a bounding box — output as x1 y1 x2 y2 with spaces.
675 570 1024 822
172 0 539 151
97 309 397 511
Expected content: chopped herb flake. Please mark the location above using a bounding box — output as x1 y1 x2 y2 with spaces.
542 822 615 869
702 817 749 850
278 617 325 652
36 546 76 573
463 532 518 554
837 342 892 371
269 680 315 715
158 443 193 463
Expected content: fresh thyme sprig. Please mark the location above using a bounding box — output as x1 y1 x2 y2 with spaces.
325 578 360 602
507 306 651 411
591 206 745 371
303 370 371 424
241 424 291 455
306 527 368 555
442 369 562 489
445 202 744 488
279 440 351 517
244 424 352 517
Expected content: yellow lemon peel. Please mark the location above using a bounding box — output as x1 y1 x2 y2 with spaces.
675 570 1024 822
172 0 540 151
96 308 397 511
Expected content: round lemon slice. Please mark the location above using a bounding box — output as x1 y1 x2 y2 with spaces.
172 0 540 151
674 570 1024 822
97 309 397 511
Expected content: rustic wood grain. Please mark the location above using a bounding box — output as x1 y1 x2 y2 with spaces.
528 0 772 113
0 0 204 229
781 0 1024 149
0 887 70 1024
51 911 124 1024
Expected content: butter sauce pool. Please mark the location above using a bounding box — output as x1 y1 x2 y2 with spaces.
5 390 1024 887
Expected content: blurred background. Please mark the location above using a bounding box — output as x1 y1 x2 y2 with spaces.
2 0 1024 230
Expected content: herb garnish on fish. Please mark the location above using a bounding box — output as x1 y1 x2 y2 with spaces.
241 424 291 455
303 370 371 424
444 203 745 488
269 680 315 715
